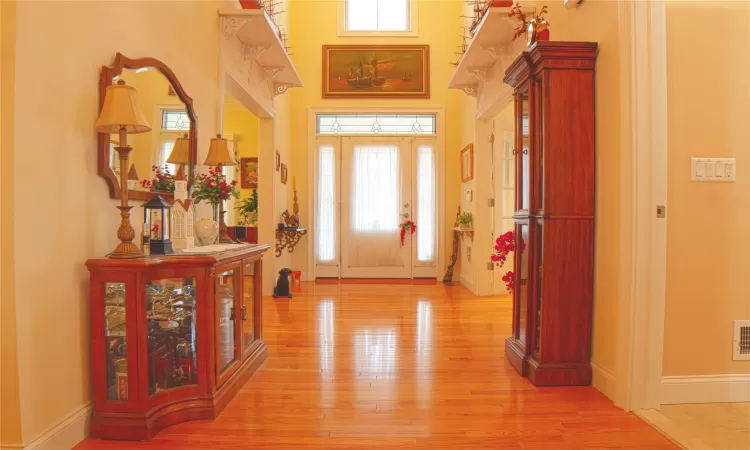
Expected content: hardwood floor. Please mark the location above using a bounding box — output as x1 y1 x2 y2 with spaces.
76 282 676 449
650 402 749 449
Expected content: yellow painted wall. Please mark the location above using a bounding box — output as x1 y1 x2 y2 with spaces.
461 0 624 375
459 94 476 285
287 0 464 276
223 93 260 199
1 1 24 446
663 1 750 376
117 69 185 183
8 0 232 444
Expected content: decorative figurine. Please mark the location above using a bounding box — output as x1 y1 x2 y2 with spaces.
170 167 195 250
272 268 293 298
281 209 299 228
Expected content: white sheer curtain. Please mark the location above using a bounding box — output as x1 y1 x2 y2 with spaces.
416 145 435 262
316 146 336 262
348 145 402 268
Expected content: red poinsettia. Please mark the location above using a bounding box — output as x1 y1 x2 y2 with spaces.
399 220 416 247
491 230 526 293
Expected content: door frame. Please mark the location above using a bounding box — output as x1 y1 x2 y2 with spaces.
307 106 446 280
615 0 668 412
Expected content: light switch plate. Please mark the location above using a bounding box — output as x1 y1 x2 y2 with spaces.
691 158 736 182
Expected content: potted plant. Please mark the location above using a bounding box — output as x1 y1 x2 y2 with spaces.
140 165 176 194
235 189 258 227
456 212 473 229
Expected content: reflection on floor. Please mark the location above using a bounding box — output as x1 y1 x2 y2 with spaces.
76 282 676 449
655 402 749 449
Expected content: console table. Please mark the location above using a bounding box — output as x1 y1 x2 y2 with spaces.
86 244 269 440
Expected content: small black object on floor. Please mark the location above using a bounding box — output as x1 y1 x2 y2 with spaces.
273 268 293 298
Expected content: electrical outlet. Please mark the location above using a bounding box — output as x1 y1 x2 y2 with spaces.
692 158 736 182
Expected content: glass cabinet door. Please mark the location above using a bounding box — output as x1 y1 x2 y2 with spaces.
216 267 240 384
516 88 531 213
241 261 257 357
104 282 128 401
513 222 530 347
145 277 198 396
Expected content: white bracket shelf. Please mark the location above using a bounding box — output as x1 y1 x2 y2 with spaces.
219 8 303 112
448 6 533 109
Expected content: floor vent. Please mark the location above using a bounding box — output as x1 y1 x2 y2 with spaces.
734 320 750 361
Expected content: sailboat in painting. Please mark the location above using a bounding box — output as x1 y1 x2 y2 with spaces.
347 57 386 88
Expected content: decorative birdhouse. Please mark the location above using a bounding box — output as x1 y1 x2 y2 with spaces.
143 195 174 255
127 164 140 191
170 166 195 250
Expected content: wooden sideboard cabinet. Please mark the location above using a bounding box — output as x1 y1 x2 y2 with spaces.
86 244 269 440
503 41 597 386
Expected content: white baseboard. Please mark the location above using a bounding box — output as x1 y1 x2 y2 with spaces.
459 273 476 294
5 402 92 450
591 362 617 401
661 374 750 405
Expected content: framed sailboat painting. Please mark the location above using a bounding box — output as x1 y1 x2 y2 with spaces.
322 45 430 99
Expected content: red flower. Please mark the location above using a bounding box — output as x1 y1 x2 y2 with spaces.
231 180 238 185
502 271 515 293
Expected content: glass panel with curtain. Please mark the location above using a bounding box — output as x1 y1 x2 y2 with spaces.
316 145 336 263
416 145 436 263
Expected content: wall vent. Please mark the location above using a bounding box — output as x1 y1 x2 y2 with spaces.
734 320 750 361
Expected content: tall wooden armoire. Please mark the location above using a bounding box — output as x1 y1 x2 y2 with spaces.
503 41 597 386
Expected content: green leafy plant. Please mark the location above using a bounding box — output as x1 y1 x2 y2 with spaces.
456 212 473 228
235 189 258 225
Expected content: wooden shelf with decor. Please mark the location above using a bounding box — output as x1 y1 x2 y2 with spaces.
503 41 597 387
87 244 269 440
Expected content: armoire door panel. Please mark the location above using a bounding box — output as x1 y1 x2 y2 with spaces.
542 70 595 217
538 219 594 363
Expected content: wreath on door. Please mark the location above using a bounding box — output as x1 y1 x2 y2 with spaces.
399 220 416 247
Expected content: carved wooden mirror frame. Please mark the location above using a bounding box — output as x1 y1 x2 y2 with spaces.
98 53 198 201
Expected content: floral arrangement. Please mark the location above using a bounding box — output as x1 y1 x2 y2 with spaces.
140 165 176 193
190 166 239 204
508 4 549 42
490 230 526 293
400 220 416 247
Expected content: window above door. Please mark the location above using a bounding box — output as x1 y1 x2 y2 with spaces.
338 0 418 37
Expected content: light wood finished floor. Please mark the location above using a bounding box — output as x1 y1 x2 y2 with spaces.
77 283 676 449
657 403 749 449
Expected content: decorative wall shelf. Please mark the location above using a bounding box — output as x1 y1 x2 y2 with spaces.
452 227 475 241
275 227 308 257
448 6 533 118
218 8 303 118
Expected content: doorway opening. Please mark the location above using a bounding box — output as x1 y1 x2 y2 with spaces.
312 113 441 279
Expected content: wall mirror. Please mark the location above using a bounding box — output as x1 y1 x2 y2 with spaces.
98 53 197 201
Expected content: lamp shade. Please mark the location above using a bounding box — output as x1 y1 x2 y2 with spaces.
167 133 191 164
204 134 234 166
95 80 151 134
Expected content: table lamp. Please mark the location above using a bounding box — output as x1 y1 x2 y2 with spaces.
204 134 235 244
95 80 152 258
167 133 191 174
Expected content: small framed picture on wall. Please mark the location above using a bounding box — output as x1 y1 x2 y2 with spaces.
280 163 288 184
461 144 474 182
276 150 281 171
240 157 259 189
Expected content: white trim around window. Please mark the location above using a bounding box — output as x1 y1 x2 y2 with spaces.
337 0 419 37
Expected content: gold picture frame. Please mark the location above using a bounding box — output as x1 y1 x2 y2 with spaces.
461 144 474 182
280 163 288 184
322 45 430 99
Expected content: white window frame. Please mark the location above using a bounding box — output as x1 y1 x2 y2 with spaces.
337 0 418 37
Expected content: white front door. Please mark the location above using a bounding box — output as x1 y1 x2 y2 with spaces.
341 137 412 278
